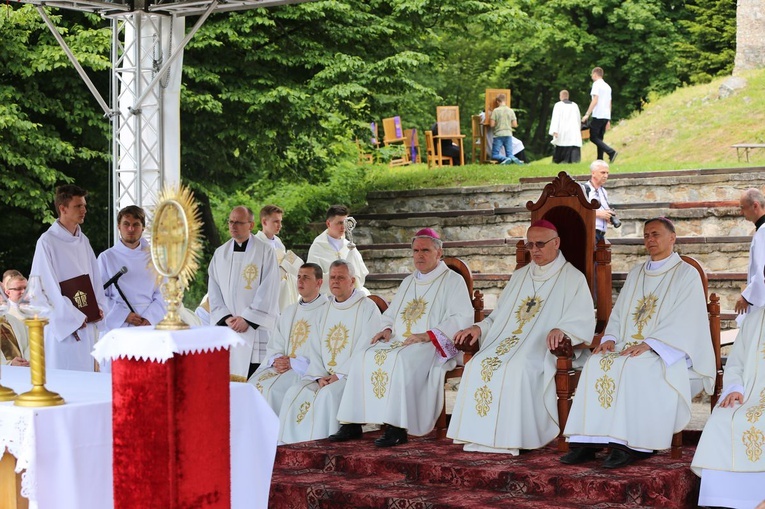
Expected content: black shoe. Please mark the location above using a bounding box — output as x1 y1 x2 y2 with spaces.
560 446 600 465
610 151 619 163
374 426 408 447
602 447 652 469
328 423 362 442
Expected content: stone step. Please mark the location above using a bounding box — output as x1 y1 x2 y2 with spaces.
366 271 746 314
362 167 765 215
345 202 748 244
353 236 751 275
270 432 699 508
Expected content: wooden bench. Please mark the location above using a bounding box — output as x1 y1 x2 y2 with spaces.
732 143 765 162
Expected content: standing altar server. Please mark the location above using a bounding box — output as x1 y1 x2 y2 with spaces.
307 204 369 296
209 206 280 380
30 184 106 371
447 220 595 454
98 205 166 331
255 204 303 311
279 260 381 443
249 263 327 415
330 228 472 446
735 188 765 323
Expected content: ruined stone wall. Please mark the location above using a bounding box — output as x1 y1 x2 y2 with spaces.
734 0 765 73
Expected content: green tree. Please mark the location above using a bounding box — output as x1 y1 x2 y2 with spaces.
676 0 736 84
0 6 111 273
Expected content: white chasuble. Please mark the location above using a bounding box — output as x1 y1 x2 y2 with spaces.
98 237 166 331
336 261 473 436
249 295 328 414
208 234 280 378
279 292 381 443
564 253 715 450
692 307 765 508
447 254 595 453
256 231 303 311
30 221 107 371
307 230 370 296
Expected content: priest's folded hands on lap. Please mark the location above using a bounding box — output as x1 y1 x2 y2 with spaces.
593 339 652 357
402 332 430 346
317 374 339 387
272 356 291 374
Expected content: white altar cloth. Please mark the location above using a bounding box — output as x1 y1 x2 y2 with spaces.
0 365 278 509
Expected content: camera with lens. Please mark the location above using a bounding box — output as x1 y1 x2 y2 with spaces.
610 213 622 228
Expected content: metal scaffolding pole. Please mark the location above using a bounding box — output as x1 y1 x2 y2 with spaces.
16 0 312 237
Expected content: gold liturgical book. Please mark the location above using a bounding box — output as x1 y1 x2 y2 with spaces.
59 274 100 322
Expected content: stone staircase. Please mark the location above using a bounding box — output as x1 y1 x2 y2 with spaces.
349 167 765 320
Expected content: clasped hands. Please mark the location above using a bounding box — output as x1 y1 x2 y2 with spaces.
225 316 250 333
272 355 291 374
317 374 339 387
593 339 652 357
126 312 150 327
370 328 430 346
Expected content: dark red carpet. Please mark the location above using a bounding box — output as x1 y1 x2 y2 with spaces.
269 430 701 508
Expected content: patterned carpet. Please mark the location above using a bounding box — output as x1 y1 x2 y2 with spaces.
269 430 702 508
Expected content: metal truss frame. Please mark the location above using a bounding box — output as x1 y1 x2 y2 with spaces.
16 0 312 238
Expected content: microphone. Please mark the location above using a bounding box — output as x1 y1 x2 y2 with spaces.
103 266 128 290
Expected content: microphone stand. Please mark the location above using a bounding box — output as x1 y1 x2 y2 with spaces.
113 280 136 314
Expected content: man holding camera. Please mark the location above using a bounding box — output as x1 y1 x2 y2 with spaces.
583 159 619 243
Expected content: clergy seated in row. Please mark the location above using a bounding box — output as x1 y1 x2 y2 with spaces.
209 206 281 382
0 313 29 367
329 228 473 446
249 263 328 415
279 260 382 443
255 204 303 311
447 220 596 454
562 217 716 469
98 206 166 332
307 204 370 297
692 305 765 509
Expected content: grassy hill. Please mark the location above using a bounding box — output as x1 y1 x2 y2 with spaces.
364 69 765 191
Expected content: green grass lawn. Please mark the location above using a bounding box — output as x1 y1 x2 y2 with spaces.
363 69 765 191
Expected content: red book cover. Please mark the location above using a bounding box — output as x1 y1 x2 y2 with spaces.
59 274 100 322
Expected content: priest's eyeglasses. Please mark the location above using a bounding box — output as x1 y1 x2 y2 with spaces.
228 220 251 226
524 237 558 250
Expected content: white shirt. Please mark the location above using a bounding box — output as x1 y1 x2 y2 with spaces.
590 78 612 119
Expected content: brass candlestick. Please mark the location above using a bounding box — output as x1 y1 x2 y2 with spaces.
15 318 64 407
0 382 16 402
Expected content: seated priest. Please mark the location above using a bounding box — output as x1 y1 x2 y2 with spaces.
329 228 473 446
447 220 595 454
249 263 328 415
562 217 716 468
692 305 765 508
0 313 29 367
278 260 381 443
